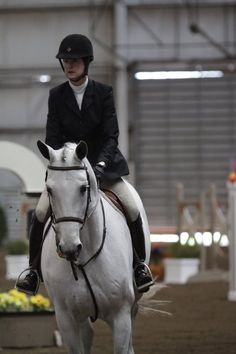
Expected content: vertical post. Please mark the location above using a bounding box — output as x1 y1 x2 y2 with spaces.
114 1 128 159
199 191 207 271
209 184 218 269
227 182 236 301
176 183 184 235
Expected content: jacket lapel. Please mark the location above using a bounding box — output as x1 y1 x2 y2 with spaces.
64 82 82 117
64 79 94 117
81 79 94 113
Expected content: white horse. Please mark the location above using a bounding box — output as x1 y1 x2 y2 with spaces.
38 140 152 354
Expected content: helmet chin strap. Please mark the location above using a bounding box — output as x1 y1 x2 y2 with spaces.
59 59 65 72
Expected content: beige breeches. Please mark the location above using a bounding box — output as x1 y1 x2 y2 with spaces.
100 177 139 222
35 177 139 223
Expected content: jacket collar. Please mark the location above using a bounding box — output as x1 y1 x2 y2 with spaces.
64 79 94 116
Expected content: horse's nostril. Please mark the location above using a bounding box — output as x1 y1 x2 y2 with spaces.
57 244 64 258
63 244 82 262
77 243 82 255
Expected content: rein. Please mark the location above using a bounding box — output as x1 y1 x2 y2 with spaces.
47 163 106 322
74 198 106 322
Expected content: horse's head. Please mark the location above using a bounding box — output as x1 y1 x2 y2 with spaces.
37 140 98 262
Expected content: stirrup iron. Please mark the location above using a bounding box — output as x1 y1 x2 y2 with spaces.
15 267 40 295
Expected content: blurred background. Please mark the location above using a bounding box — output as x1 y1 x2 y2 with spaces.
1 2 236 353
0 0 236 281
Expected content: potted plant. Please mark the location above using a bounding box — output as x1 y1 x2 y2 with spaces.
0 289 57 348
4 239 29 280
164 242 200 284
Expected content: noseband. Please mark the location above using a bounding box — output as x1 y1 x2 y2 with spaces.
47 164 91 228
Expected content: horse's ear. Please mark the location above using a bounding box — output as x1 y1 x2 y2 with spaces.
37 140 51 160
75 141 88 161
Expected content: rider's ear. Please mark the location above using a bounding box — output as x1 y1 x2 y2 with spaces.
37 140 51 160
75 141 88 161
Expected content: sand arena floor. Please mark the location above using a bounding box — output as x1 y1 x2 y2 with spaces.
1 251 236 354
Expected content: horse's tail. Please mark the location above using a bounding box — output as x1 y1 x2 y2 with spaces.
138 283 172 317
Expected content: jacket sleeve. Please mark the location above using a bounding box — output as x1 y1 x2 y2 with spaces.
97 87 119 166
45 90 64 149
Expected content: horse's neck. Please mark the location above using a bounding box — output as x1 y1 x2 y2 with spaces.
80 194 104 256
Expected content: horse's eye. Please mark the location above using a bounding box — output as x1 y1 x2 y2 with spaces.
80 185 87 193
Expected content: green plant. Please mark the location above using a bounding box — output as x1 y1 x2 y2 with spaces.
150 247 164 265
0 206 7 246
5 240 28 255
169 242 200 259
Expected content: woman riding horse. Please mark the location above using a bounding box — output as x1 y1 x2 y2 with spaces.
16 34 154 295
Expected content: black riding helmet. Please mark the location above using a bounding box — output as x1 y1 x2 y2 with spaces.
56 34 94 75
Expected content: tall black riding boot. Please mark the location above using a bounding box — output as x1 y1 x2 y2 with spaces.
15 213 44 295
129 214 154 293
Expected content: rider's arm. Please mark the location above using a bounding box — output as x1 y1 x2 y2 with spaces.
45 90 64 149
96 86 119 167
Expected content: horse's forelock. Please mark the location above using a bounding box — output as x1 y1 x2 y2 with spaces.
55 143 93 175
61 143 77 162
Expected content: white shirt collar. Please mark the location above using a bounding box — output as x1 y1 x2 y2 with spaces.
69 76 88 94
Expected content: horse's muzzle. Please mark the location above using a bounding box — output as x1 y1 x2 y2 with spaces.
57 243 83 262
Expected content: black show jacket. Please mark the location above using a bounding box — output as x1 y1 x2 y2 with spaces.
45 79 129 180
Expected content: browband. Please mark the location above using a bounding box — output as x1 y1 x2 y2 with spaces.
47 165 87 171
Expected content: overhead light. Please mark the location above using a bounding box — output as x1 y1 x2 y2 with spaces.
150 234 179 243
195 232 203 245
134 70 224 80
213 231 221 243
202 232 213 247
219 234 229 247
38 75 51 83
180 232 189 245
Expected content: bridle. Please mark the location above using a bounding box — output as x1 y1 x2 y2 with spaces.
47 164 91 228
46 162 106 322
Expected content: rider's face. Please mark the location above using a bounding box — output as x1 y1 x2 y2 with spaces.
63 58 85 85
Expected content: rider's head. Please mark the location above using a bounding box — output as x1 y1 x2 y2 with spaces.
56 34 94 83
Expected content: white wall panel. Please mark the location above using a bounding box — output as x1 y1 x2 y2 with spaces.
0 9 113 68
0 87 48 128
127 5 235 61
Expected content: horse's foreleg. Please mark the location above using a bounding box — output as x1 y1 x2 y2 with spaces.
79 319 94 354
55 310 93 354
111 308 135 354
55 310 81 354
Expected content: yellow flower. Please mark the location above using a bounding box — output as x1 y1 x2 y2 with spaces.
0 289 52 312
30 294 51 310
9 289 27 301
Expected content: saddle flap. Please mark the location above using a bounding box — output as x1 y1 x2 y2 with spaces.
102 189 127 218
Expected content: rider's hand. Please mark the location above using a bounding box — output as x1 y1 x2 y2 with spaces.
94 161 106 180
